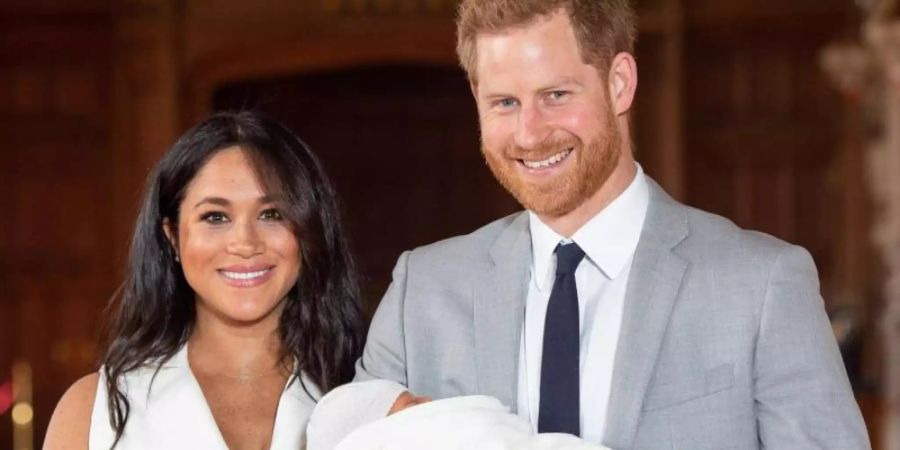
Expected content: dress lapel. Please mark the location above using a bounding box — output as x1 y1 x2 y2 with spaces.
473 212 531 411
270 373 319 450
602 180 689 449
149 346 231 449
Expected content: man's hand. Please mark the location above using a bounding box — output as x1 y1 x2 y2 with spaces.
388 391 432 415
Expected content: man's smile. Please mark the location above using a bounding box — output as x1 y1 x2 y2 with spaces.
518 147 574 170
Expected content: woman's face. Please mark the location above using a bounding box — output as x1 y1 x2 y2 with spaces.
168 146 301 327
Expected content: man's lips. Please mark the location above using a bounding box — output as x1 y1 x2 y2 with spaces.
517 147 574 170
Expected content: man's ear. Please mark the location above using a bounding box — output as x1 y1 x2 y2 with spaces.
607 52 638 116
162 218 179 260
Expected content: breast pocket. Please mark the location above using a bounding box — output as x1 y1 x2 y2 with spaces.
641 362 734 411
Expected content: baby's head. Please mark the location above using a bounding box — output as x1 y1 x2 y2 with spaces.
306 379 407 450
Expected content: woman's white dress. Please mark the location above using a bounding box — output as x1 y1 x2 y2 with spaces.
89 345 319 449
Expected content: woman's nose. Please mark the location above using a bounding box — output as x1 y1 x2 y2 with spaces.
226 221 265 257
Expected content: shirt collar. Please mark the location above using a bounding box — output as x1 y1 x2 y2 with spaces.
528 163 650 292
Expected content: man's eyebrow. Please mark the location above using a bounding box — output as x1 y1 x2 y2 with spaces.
479 90 516 99
537 77 582 91
479 78 582 99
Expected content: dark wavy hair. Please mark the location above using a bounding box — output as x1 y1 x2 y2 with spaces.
101 111 364 446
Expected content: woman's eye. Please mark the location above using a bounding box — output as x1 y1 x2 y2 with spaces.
200 212 229 224
260 208 283 221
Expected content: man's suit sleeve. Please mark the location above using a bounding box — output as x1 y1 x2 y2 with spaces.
754 245 871 449
354 251 410 386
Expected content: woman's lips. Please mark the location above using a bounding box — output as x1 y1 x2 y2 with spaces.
217 265 275 288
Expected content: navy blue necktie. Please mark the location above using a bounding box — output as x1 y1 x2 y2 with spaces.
538 242 585 436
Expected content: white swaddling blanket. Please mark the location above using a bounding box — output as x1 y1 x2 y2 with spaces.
306 380 609 450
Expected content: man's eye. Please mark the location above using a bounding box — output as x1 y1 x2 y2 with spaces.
549 90 570 100
260 209 283 221
497 98 519 108
200 212 229 224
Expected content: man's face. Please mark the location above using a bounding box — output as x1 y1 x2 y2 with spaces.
473 11 621 217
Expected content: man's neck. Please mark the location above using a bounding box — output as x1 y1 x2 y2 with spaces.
539 156 638 238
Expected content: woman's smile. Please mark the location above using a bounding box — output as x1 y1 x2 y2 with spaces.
218 264 276 288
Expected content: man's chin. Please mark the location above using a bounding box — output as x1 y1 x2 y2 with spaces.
490 168 580 216
515 191 580 218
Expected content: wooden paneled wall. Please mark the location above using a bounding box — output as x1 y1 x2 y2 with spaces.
0 11 117 444
683 11 854 294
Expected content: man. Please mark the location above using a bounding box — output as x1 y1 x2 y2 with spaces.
356 0 871 448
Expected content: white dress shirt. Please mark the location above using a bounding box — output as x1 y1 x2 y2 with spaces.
517 164 649 443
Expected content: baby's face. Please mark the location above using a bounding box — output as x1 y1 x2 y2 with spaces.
388 391 432 415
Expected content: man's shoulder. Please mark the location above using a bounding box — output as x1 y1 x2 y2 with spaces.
405 211 525 265
679 204 807 264
646 178 799 262
671 204 819 311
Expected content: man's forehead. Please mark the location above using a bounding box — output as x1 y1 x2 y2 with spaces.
472 13 587 88
473 11 574 50
476 13 578 57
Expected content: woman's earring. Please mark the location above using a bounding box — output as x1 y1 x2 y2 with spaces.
175 254 181 263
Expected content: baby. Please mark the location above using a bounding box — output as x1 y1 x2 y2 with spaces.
306 380 608 450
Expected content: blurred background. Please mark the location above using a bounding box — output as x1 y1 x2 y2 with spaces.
1 0 898 448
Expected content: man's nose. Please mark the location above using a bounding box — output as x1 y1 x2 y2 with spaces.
514 104 551 150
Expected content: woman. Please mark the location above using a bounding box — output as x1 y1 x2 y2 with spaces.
45 111 364 449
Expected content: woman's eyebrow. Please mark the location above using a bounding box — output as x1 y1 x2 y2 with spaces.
193 197 230 208
193 194 285 208
258 193 287 204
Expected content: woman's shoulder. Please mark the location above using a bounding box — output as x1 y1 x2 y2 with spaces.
44 372 100 450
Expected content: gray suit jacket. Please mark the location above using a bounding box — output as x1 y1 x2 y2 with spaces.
356 179 870 449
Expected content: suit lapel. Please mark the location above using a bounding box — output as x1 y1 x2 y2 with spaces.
603 180 689 449
473 212 531 411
